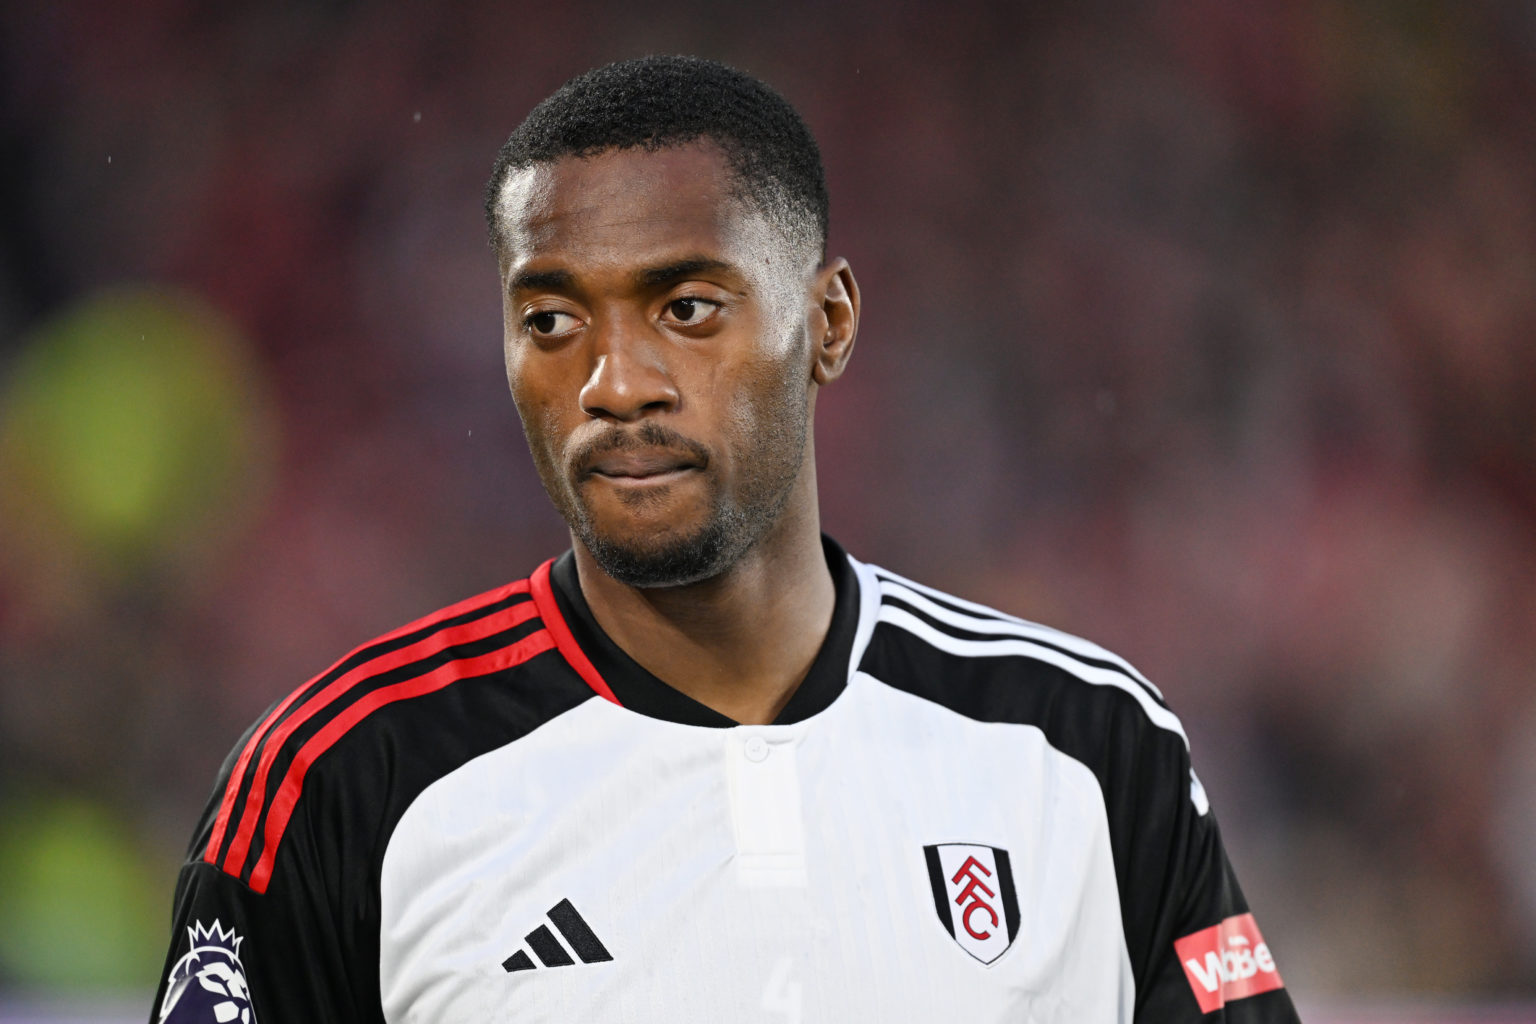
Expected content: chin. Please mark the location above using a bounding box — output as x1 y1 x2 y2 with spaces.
580 513 749 589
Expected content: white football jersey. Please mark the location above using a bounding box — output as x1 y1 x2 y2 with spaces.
152 539 1296 1023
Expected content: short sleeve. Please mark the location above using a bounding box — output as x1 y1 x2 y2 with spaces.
1131 763 1301 1022
148 742 379 1023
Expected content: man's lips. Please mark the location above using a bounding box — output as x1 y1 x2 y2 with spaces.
584 450 701 480
572 423 711 487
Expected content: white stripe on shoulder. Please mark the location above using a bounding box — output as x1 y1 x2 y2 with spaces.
869 563 1032 625
845 553 884 684
877 605 1189 746
875 577 1164 701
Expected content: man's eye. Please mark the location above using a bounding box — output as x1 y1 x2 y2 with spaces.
664 298 717 325
525 311 579 336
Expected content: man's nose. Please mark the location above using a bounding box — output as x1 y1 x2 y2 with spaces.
578 318 680 422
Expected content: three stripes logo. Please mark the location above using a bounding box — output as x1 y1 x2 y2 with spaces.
502 899 613 974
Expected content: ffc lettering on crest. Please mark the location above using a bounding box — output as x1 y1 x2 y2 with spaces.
922 843 1021 965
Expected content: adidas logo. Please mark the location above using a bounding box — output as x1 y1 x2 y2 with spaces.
502 898 613 973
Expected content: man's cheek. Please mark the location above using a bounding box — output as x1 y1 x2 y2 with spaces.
514 396 559 454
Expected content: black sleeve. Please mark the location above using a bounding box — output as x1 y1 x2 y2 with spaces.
148 741 381 1023
1124 739 1301 1022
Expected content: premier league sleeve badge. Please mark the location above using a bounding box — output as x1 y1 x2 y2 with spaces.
158 919 257 1024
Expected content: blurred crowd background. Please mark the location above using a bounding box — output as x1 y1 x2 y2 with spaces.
1 0 1534 1017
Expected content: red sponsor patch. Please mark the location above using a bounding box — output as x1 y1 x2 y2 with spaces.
1174 912 1284 1014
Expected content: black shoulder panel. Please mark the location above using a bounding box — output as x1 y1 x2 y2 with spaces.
856 574 1241 1017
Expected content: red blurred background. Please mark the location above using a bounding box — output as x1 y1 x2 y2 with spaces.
1 0 1534 1017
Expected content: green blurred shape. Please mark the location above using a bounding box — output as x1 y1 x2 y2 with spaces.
0 288 275 567
0 795 167 990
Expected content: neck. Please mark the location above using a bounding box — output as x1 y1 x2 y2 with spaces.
572 482 834 726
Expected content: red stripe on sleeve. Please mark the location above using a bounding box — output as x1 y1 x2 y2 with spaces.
204 579 533 867
204 672 315 866
246 628 557 892
529 559 621 706
219 596 540 878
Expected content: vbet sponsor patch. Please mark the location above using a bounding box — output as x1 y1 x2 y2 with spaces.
1174 912 1284 1013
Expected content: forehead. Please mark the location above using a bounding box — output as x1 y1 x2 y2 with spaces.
494 144 772 277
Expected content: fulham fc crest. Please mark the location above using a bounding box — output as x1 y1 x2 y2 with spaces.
923 844 1021 965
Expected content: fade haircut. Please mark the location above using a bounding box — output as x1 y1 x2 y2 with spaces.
484 55 828 268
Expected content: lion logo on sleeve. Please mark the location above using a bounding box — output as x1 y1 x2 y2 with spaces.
159 919 257 1024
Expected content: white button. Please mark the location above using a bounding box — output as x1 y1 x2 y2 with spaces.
743 736 770 763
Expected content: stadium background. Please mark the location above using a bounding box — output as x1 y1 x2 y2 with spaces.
2 0 1535 1020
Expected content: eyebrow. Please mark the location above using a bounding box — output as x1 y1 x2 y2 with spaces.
508 267 574 294
636 257 735 289
508 257 738 297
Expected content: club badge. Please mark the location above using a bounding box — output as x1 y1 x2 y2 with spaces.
923 843 1020 965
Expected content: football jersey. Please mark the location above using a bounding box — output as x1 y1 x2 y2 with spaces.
151 537 1299 1023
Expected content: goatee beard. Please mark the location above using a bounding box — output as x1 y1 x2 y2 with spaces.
566 413 804 588
576 498 751 588
534 357 809 589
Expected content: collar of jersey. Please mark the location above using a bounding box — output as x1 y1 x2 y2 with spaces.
542 535 861 728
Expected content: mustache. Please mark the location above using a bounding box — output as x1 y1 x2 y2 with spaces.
571 421 711 475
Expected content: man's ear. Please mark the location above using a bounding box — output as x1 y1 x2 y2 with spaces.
811 257 859 386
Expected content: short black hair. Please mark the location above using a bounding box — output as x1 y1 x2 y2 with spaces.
484 55 828 265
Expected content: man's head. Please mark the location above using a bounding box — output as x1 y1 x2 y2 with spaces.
485 60 860 589
486 58 857 590
485 55 828 276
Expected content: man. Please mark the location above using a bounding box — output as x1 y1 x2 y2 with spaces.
152 56 1300 1022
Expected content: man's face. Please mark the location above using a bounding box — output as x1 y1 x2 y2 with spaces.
494 144 819 587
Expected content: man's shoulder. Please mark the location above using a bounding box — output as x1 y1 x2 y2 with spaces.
851 556 1189 763
191 561 595 893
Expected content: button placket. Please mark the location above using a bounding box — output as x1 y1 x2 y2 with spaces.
725 729 807 887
